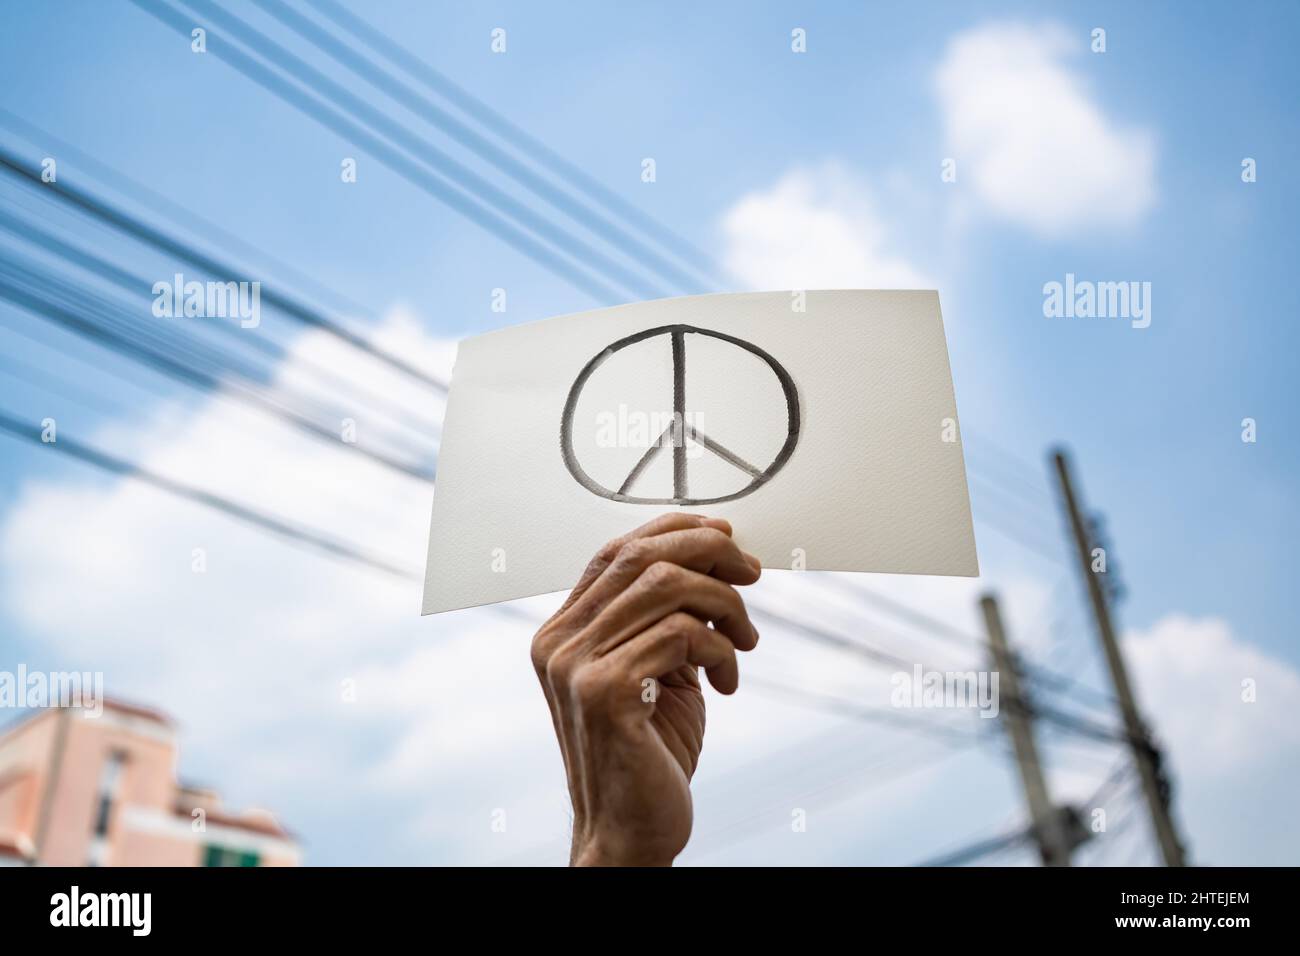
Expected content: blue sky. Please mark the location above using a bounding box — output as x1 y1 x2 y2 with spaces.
1 0 1297 866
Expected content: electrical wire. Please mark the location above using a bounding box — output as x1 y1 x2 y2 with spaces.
0 262 437 481
0 408 421 581
252 0 707 296
306 0 719 281
0 144 450 392
744 674 987 745
131 0 627 304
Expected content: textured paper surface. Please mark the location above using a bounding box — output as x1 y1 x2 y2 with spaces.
422 291 978 614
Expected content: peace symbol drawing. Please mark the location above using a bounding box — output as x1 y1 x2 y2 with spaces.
560 324 801 505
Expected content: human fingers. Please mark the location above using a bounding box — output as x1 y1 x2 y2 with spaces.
586 563 759 656
608 611 743 695
568 525 760 619
547 513 733 621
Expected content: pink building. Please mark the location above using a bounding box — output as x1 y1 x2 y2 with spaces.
0 700 299 866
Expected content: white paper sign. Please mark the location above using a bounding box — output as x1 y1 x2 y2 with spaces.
422 291 978 614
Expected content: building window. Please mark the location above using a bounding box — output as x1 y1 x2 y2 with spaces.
203 845 260 867
87 750 126 866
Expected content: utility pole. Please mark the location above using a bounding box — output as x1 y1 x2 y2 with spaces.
1052 449 1187 867
980 594 1074 866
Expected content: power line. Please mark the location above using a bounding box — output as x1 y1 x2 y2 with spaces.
918 756 1132 868
306 0 719 283
1077 775 1146 867
2 394 542 639
810 572 984 649
130 0 628 304
745 605 1121 752
685 735 968 863
0 349 132 421
0 319 439 538
0 106 379 323
747 601 941 673
1085 756 1134 808
967 467 1063 545
1028 699 1135 748
0 202 432 433
744 674 986 745
253 0 708 296
966 458 1056 521
971 497 1068 566
806 572 1116 709
0 315 174 409
173 0 663 301
0 261 436 481
0 145 450 392
0 409 420 581
916 825 1032 867
963 425 1057 506
0 205 441 442
754 594 1127 750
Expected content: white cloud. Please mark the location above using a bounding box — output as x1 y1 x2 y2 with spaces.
934 21 1157 237
1125 614 1300 771
721 165 931 290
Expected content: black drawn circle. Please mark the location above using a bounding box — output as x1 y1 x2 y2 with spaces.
560 324 801 505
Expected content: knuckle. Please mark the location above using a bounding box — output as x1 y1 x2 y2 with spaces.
576 557 604 583
575 537 624 583
596 536 626 565
696 526 731 551
657 614 702 667
641 560 681 590
613 536 654 572
654 512 699 532
663 611 702 637
670 628 692 662
543 644 578 687
570 663 615 708
529 627 554 674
